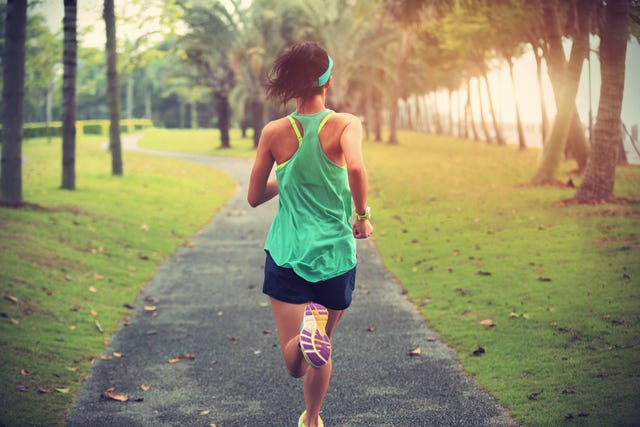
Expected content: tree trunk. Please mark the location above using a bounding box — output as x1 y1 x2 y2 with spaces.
507 57 526 150
372 90 382 142
388 98 399 145
432 92 442 135
575 0 628 202
482 72 505 145
531 42 549 146
540 0 590 175
466 78 478 141
61 0 77 190
250 99 263 149
476 78 492 143
532 0 593 185
126 75 133 121
104 0 122 176
447 89 453 136
215 92 230 148
1 0 27 206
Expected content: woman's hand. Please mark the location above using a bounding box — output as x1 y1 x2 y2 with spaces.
352 219 373 239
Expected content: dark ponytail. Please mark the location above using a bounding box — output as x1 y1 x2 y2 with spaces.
266 43 331 105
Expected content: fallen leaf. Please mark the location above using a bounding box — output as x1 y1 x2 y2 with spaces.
479 319 495 327
94 274 104 280
37 386 52 394
528 389 544 401
95 319 103 333
183 241 195 248
56 387 70 393
367 326 376 332
20 369 31 377
17 385 29 392
472 347 486 356
143 305 157 312
408 346 422 356
4 294 19 304
140 384 150 391
508 311 519 318
113 352 124 358
228 336 239 342
10 318 20 325
548 322 557 328
476 270 492 276
536 277 552 282
198 409 210 416
90 309 98 317
140 223 149 231
89 286 97 294
167 358 180 364
262 329 272 335
103 387 129 402
178 353 196 360
69 325 76 331
66 366 80 372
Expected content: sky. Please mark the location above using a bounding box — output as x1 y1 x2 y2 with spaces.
35 1 640 134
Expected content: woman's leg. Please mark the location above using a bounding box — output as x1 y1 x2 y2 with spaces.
269 298 344 427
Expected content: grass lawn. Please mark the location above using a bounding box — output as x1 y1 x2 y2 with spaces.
139 127 258 159
364 132 640 426
0 134 236 426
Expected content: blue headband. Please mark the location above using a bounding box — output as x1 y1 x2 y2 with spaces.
316 55 333 87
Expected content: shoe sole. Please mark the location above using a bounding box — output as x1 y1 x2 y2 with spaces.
300 303 331 369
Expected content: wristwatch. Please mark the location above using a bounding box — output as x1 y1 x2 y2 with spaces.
354 206 371 221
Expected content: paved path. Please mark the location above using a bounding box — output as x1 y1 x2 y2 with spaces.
67 137 517 427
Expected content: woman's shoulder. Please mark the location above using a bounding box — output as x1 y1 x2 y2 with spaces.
329 112 362 133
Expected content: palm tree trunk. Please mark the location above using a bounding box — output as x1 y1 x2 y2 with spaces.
507 57 526 150
540 0 590 175
476 78 492 143
575 0 628 201
215 92 231 148
104 0 122 176
531 42 549 146
532 0 593 184
1 0 27 206
466 78 478 141
482 72 505 145
61 0 77 190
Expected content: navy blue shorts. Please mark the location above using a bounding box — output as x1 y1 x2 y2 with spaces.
263 251 356 311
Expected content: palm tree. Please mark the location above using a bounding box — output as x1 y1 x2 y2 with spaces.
531 0 594 185
61 0 77 190
104 0 123 176
1 0 27 206
575 0 629 201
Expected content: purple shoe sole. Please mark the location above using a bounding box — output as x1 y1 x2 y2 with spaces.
300 303 331 369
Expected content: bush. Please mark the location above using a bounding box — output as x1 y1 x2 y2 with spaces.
0 119 154 143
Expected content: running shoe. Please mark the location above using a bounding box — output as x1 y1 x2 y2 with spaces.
298 410 324 427
299 303 331 369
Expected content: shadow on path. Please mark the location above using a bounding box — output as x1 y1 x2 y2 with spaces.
68 136 518 427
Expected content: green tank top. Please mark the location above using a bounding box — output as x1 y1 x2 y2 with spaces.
264 109 356 282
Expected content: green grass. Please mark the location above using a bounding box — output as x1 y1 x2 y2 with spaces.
0 134 236 426
365 132 640 426
139 127 258 159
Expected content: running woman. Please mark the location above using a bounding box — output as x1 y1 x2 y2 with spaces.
248 42 373 427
